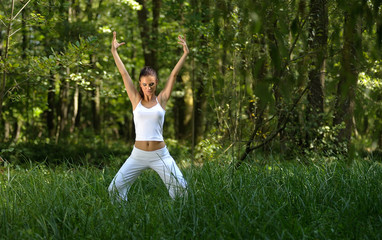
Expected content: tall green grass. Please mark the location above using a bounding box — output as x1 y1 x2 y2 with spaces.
1 158 382 239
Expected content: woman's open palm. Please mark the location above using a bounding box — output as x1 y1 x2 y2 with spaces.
178 35 189 54
111 31 125 51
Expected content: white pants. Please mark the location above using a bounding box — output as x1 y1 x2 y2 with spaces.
108 146 187 201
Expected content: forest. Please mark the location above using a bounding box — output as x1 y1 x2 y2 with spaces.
0 0 381 163
1 0 382 238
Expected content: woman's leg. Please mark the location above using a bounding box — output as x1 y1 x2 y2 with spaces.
150 149 187 199
108 156 148 201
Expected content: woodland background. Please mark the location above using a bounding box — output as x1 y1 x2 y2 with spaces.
1 0 382 164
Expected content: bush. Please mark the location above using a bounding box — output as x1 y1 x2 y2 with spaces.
0 142 132 167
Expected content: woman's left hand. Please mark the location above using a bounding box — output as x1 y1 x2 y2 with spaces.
178 35 189 55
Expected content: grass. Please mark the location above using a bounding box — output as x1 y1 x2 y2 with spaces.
1 157 382 239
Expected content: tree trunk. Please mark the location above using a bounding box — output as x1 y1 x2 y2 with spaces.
55 0 72 142
0 28 2 141
250 35 268 144
86 0 93 21
43 0 57 139
0 0 15 121
191 0 209 146
90 53 100 134
137 0 159 70
4 121 10 141
57 69 71 139
333 11 362 147
47 74 56 138
151 0 161 70
87 0 101 135
193 77 207 144
13 120 21 142
22 8 30 138
267 19 285 151
0 26 2 57
92 82 101 134
306 0 328 142
75 91 81 128
70 83 79 133
173 75 187 139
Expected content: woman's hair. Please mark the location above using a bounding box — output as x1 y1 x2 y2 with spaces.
138 66 158 97
139 66 158 81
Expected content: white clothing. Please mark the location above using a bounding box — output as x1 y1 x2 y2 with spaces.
108 146 187 201
133 98 165 141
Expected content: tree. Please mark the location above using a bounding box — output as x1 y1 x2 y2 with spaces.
0 0 32 124
136 0 161 71
333 4 363 149
306 0 328 144
189 0 209 147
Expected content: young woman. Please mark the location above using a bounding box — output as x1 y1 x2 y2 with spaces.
108 31 189 201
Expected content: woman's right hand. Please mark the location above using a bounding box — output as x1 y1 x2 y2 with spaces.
111 31 125 52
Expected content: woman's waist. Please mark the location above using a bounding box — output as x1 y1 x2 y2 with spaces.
134 141 166 152
132 142 169 159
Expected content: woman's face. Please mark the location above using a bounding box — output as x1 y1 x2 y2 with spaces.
140 75 158 97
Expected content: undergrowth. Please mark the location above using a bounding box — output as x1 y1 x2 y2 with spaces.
0 155 381 239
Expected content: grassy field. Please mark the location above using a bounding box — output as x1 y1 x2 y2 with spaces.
1 157 382 239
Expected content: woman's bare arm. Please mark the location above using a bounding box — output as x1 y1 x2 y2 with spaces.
111 31 141 108
159 35 189 108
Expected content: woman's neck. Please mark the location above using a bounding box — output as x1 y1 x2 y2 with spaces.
143 95 156 102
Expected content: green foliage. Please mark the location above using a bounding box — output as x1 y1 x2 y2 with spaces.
354 57 382 151
0 142 132 167
164 138 192 163
119 0 142 10
1 0 382 158
195 132 222 162
283 112 349 158
302 123 348 161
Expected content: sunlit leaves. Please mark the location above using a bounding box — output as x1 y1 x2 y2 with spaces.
29 11 46 25
359 72 382 90
118 0 142 10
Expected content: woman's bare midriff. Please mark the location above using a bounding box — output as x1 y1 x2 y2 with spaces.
135 141 166 151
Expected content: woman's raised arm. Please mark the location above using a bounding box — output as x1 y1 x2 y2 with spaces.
111 31 141 107
159 35 189 108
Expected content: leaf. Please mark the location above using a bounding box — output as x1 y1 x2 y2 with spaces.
1 148 14 153
291 17 299 35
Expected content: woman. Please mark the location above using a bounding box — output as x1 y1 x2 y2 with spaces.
108 31 189 201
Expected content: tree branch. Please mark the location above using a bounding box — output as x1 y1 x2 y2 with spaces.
236 86 308 168
9 27 21 37
0 19 6 27
12 0 33 20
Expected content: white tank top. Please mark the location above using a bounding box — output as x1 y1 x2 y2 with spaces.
133 98 165 141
